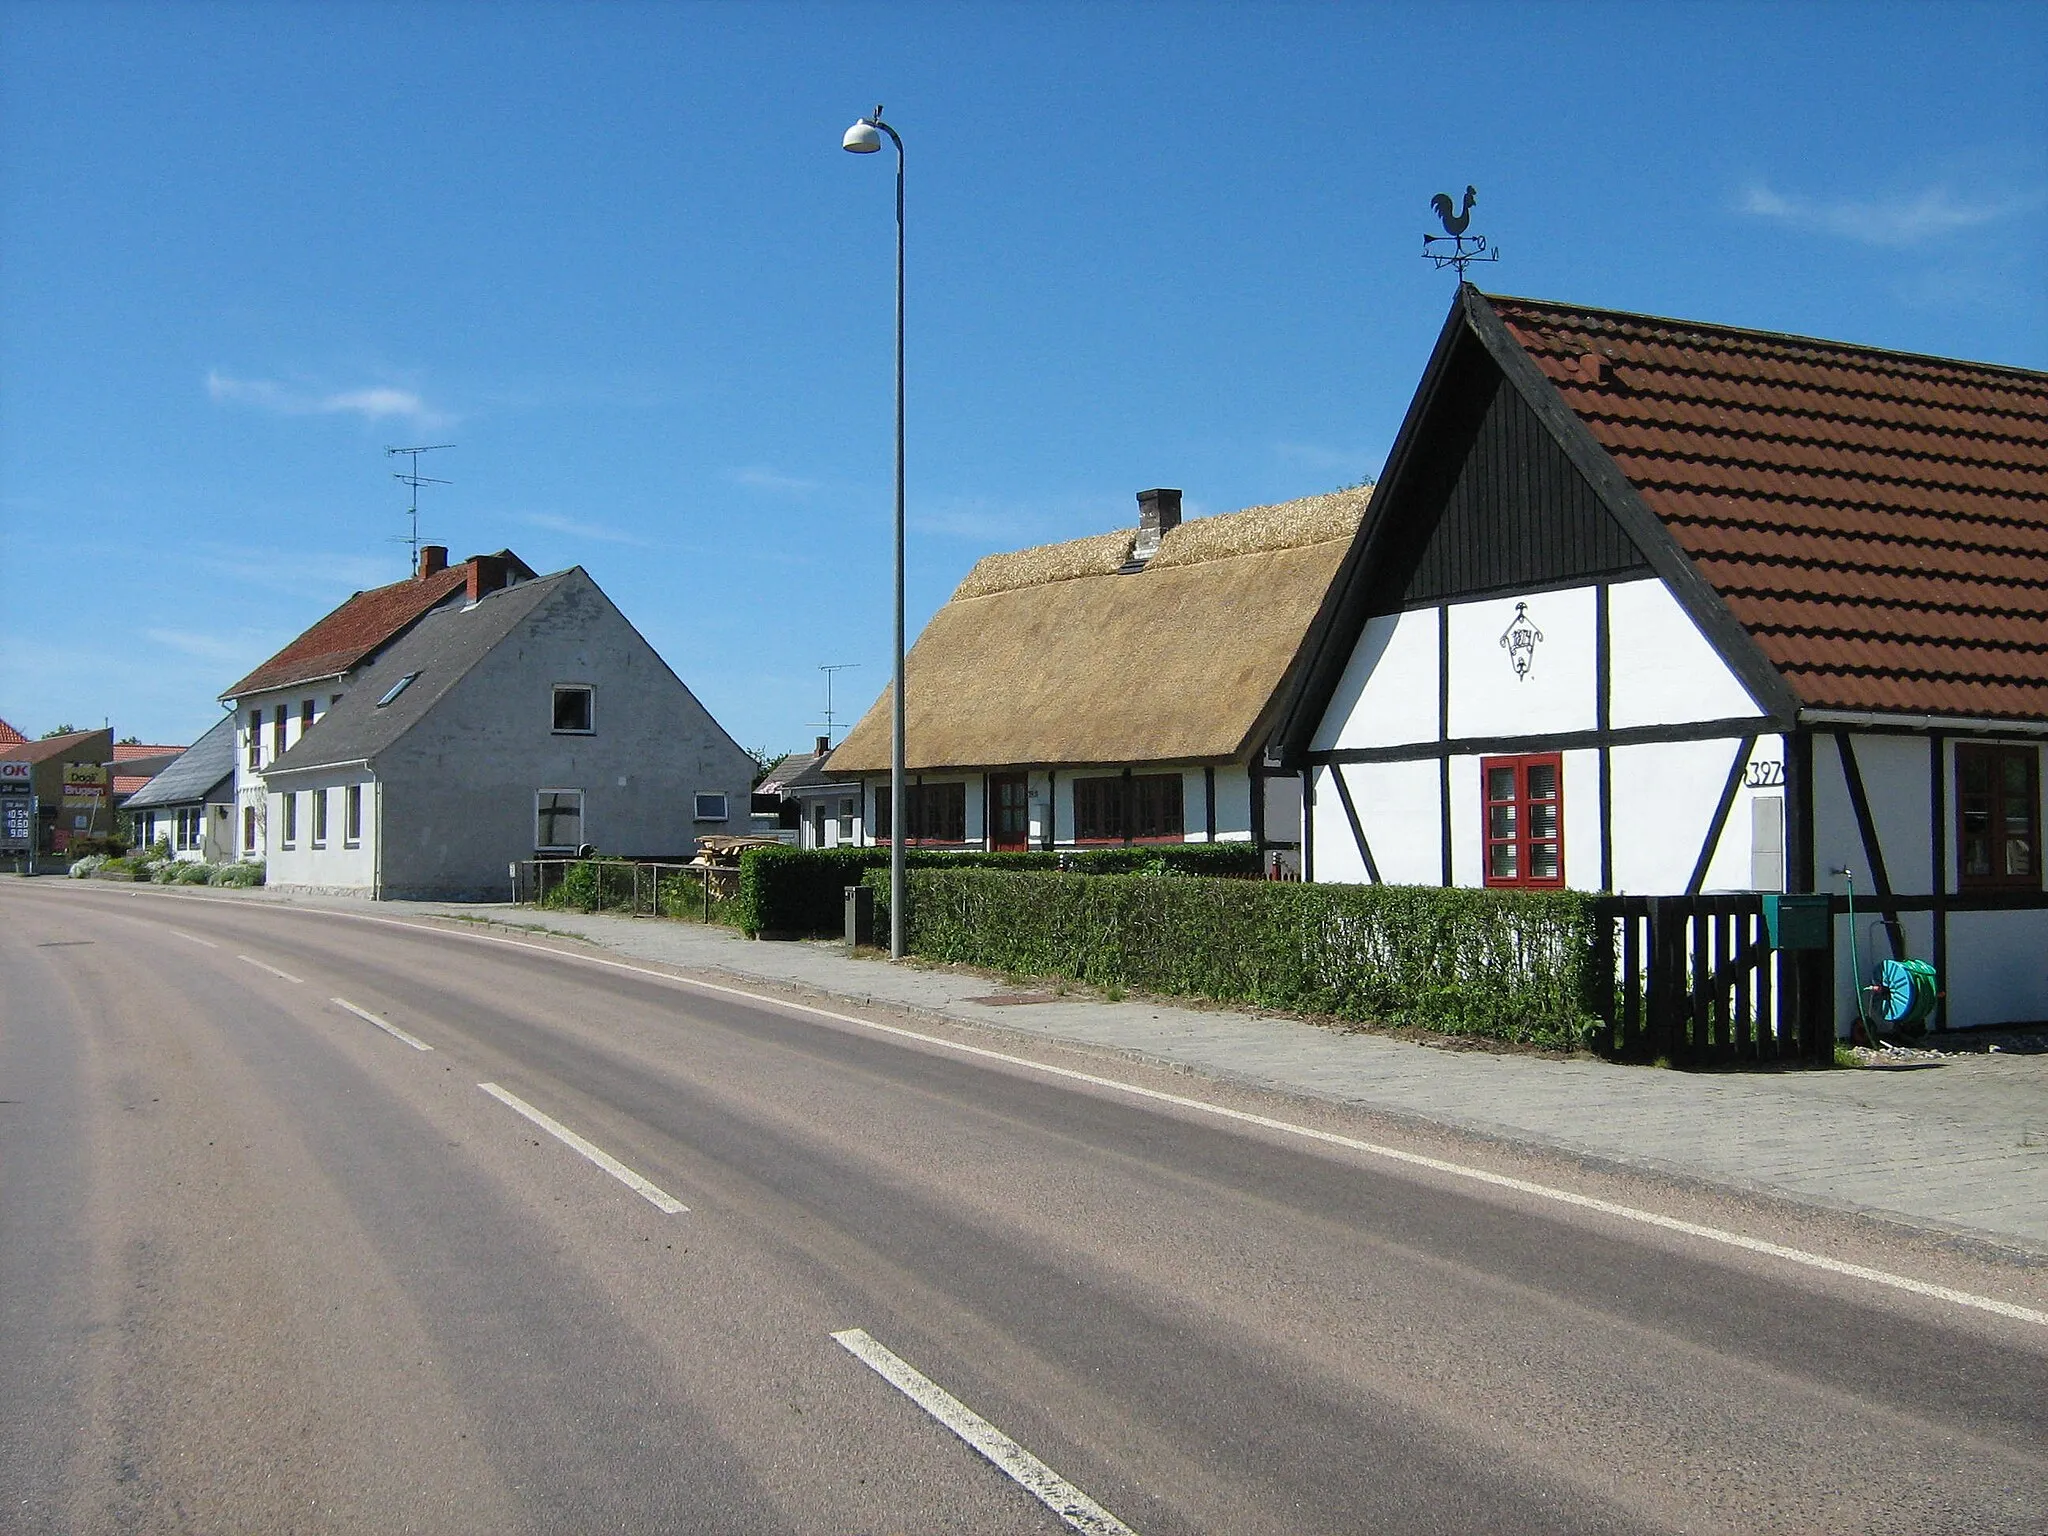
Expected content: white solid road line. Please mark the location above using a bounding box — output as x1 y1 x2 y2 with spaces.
95 890 2048 1329
833 1328 1138 1536
236 953 304 983
169 930 218 949
477 1082 688 1214
332 997 435 1052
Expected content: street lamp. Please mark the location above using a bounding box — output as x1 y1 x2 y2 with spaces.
843 104 907 960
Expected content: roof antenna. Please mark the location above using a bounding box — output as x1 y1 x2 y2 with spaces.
811 663 860 746
1421 184 1500 280
385 443 454 572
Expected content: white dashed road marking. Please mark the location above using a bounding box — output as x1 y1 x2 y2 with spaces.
478 1082 687 1214
169 930 218 949
332 997 434 1052
833 1328 1138 1536
236 954 303 983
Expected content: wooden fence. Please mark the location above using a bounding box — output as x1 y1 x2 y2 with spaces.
1590 895 1835 1065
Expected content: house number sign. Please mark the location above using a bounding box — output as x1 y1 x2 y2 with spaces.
1744 759 1785 788
1498 602 1544 681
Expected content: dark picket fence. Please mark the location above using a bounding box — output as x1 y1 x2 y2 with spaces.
1590 895 1835 1065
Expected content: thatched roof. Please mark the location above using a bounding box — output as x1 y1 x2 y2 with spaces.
830 487 1370 773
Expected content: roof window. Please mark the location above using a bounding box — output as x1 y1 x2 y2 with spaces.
376 672 422 707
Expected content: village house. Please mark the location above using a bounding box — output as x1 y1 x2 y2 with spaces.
123 714 238 863
220 546 538 860
259 563 754 900
822 486 1370 870
1272 286 2048 1032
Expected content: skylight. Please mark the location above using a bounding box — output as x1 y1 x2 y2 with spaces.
376 671 422 707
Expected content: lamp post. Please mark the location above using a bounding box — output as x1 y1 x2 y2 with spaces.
843 104 907 960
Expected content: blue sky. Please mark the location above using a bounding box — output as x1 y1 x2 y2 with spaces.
3 0 2043 753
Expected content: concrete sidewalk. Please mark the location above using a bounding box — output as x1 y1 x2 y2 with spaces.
99 880 2048 1254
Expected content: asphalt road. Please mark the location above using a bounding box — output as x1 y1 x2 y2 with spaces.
3 881 2044 1534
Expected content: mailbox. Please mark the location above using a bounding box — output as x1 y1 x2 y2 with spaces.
1763 893 1832 950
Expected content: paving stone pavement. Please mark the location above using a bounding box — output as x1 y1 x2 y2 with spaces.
100 882 2048 1254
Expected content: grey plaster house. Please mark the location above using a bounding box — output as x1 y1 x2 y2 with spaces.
261 565 753 900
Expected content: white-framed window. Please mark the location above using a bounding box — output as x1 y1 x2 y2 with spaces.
345 784 362 846
693 792 729 823
310 788 328 848
280 791 298 848
537 789 584 851
243 804 257 853
552 685 594 734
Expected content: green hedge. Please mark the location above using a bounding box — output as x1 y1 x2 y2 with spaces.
736 842 1262 937
868 867 1602 1048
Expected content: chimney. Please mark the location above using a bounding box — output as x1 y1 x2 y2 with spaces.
465 553 511 603
417 544 448 578
1129 488 1182 567
815 735 831 756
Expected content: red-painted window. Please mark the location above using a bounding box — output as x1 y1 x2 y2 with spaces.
1482 754 1563 888
1958 743 2039 889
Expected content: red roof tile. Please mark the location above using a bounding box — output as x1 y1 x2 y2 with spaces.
1488 294 2048 722
0 717 25 746
114 742 183 761
222 552 532 697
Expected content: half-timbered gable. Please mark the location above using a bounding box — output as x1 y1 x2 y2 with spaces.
1283 286 2048 1032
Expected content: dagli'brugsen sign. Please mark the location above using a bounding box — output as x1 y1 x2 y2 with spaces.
61 764 108 805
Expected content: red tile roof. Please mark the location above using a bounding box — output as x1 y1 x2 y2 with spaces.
0 728 109 764
222 552 532 697
0 717 25 746
1488 293 2048 721
114 742 183 761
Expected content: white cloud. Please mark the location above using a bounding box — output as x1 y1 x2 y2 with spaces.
1738 180 2045 249
514 511 649 546
206 370 451 428
728 466 824 496
142 628 265 663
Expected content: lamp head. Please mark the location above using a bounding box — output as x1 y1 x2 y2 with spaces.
842 119 882 153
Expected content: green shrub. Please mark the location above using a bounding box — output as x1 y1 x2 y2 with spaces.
172 861 216 885
538 857 641 913
68 853 110 878
735 843 1263 937
868 867 1603 1049
209 861 264 887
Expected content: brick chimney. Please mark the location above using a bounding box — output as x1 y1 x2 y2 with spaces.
465 553 511 603
815 735 831 756
417 544 448 578
1130 488 1182 566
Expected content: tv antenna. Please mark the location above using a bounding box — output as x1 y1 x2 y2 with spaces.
811 663 860 745
385 443 454 570
1421 183 1500 280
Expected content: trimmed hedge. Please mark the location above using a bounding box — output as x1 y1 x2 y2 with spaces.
869 867 1603 1048
736 842 1262 937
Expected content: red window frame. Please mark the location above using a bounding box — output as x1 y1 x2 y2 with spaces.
1482 753 1564 888
1957 743 2039 889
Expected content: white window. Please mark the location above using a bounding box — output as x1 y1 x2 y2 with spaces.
345 784 362 846
694 793 729 822
281 792 298 848
537 789 584 851
310 789 328 848
552 685 594 734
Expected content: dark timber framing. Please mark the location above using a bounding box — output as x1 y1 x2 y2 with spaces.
1833 732 1906 960
1687 734 1756 896
1929 734 1948 1030
1328 765 1381 884
1596 582 1614 891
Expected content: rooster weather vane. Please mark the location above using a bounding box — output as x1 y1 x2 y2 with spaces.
1422 184 1499 279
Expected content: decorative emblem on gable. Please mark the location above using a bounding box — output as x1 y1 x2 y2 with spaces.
1498 601 1544 681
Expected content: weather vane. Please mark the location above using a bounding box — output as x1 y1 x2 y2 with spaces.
1422 184 1499 279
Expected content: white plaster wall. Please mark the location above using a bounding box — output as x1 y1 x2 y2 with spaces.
1345 759 1442 885
1810 738 1863 896
1845 734 1934 893
1943 911 2048 1029
1561 748 1600 889
1446 588 1598 740
1447 756 1484 886
1182 768 1209 841
1313 608 1440 751
1609 737 1751 895
1606 578 1763 728
1264 775 1302 844
1309 767 1367 883
1212 765 1253 842
1696 735 1789 892
266 775 378 891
